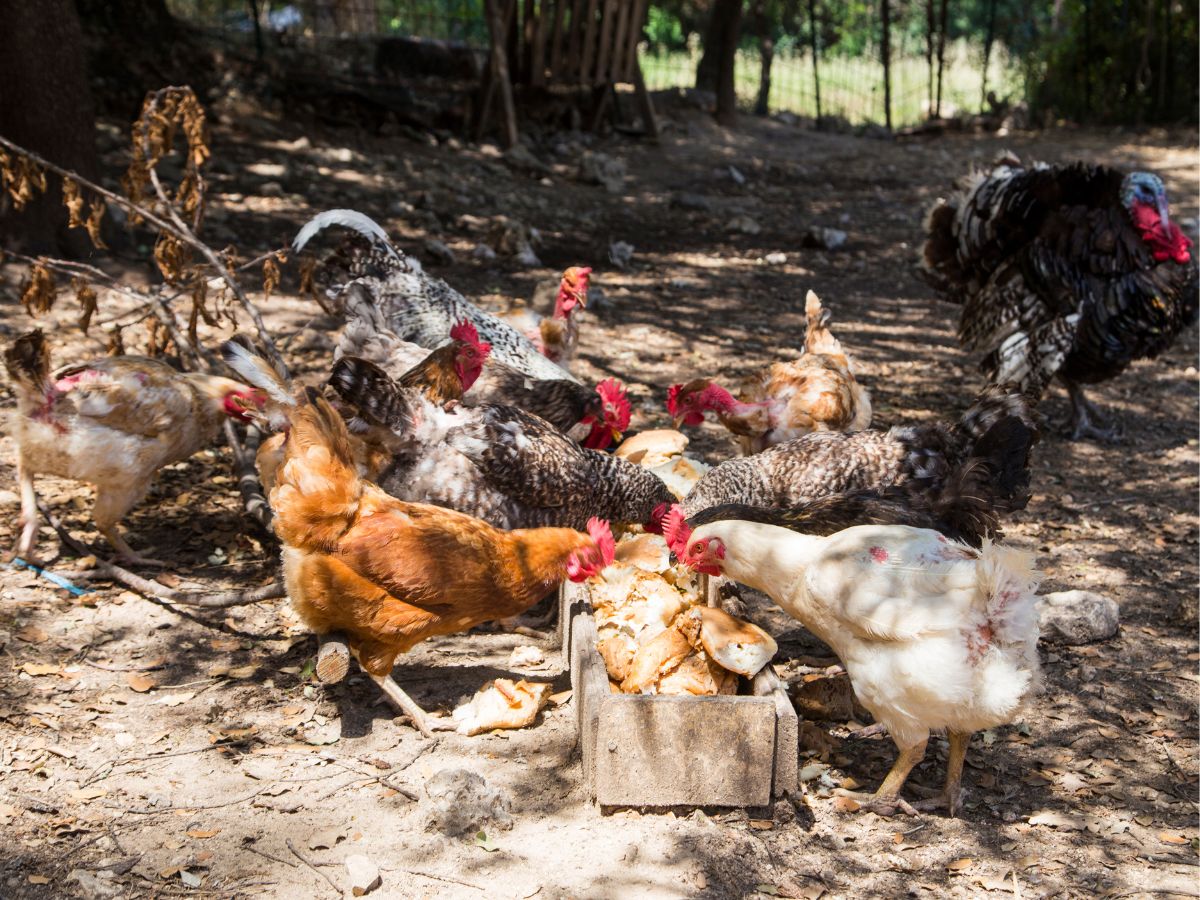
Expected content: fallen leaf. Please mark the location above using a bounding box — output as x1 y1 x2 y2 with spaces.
210 638 241 651
69 787 107 801
126 673 155 693
155 691 195 707
22 663 61 676
281 705 303 716
16 625 48 643
186 829 221 839
27 875 50 885
947 858 974 873
832 796 861 813
1056 773 1090 794
1159 832 1190 844
474 830 498 852
0 802 22 825
1028 810 1085 831
226 665 256 679
749 819 774 830
756 885 780 897
548 690 572 706
180 870 202 887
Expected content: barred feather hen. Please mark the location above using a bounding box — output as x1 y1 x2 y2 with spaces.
327 356 675 533
681 384 1040 546
294 209 580 383
921 155 1197 441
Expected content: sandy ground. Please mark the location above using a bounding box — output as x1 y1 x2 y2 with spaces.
0 99 1197 899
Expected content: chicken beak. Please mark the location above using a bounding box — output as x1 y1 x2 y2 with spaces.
610 427 623 445
671 414 686 430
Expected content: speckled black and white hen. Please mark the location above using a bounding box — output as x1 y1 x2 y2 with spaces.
681 383 1040 544
328 356 675 532
335 281 628 445
921 155 1197 441
294 209 580 384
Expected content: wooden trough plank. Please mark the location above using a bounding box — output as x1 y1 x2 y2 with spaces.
548 0 568 79
592 0 619 86
578 0 601 83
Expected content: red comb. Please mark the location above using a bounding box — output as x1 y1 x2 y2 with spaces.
646 502 670 535
662 505 690 556
586 517 615 567
450 319 492 357
596 378 631 431
666 383 683 418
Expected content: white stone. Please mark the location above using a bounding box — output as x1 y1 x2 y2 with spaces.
1039 590 1119 644
344 854 381 896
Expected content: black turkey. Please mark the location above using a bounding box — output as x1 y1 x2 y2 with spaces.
921 155 1197 441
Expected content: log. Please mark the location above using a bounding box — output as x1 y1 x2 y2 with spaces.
316 632 351 684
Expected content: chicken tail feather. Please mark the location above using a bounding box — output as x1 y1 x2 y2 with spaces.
292 208 400 257
328 356 417 434
802 290 848 362
4 329 52 401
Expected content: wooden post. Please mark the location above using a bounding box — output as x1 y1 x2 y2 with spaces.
808 0 822 126
632 60 661 140
713 0 745 126
935 0 948 117
980 0 997 111
1082 0 1092 119
881 0 892 130
316 632 351 684
481 0 519 148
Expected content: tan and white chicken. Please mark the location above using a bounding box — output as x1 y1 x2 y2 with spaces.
668 291 872 454
667 508 1041 816
495 266 591 371
4 330 262 565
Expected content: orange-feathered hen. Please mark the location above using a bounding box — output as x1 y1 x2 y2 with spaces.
269 388 614 735
668 291 871 455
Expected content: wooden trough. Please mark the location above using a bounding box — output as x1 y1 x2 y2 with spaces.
559 579 798 809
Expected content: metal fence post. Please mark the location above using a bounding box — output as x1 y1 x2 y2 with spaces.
881 0 892 130
807 0 822 126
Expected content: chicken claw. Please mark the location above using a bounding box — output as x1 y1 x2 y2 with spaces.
371 674 452 739
833 788 920 818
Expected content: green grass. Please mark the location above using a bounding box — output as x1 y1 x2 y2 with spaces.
641 40 1022 128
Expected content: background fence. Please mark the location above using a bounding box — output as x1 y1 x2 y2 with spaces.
165 0 1196 131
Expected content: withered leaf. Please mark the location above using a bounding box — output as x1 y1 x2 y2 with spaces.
126 672 155 693
20 262 56 316
74 279 99 334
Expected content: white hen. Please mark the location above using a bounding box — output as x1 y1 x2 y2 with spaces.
668 513 1041 815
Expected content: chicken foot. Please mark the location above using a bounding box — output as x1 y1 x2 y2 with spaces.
10 458 40 562
912 730 970 817
833 739 926 817
94 485 167 567
370 674 453 739
1064 380 1121 443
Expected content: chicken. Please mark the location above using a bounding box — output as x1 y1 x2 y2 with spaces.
495 266 591 370
920 155 1197 441
4 329 262 566
686 419 1030 548
335 282 629 446
294 209 579 383
666 508 1041 816
668 291 872 454
390 319 491 407
681 383 1041 547
325 356 676 533
265 387 616 735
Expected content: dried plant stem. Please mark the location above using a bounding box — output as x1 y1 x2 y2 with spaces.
37 502 284 608
286 839 341 896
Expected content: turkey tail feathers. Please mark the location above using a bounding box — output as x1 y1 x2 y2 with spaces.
293 209 400 257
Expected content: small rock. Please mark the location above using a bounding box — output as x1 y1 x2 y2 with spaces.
67 869 122 899
726 214 761 235
513 244 541 268
504 144 550 174
246 161 288 178
801 227 848 250
671 192 714 212
763 252 788 265
472 243 497 261
508 645 546 668
0 489 19 507
260 181 284 198
1039 590 1119 644
775 111 800 127
344 854 381 896
609 241 635 270
579 151 626 194
423 238 456 265
423 768 512 835
727 165 746 185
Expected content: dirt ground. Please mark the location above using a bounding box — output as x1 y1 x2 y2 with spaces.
1 99 1197 900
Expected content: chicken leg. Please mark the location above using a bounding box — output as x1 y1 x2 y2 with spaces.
370 674 452 738
834 738 926 817
1065 380 1120 443
94 483 166 567
10 457 40 562
914 730 971 817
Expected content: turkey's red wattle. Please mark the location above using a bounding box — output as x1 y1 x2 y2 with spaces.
1132 201 1192 264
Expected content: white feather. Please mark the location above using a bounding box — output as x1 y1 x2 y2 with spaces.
219 341 292 407
292 209 400 256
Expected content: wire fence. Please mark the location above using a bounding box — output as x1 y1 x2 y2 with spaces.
167 1 1020 130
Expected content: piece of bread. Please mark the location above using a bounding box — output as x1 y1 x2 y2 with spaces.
694 606 777 677
614 429 689 467
620 624 693 694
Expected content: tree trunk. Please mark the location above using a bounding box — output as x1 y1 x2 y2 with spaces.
934 0 949 117
755 35 774 116
881 0 892 130
980 0 997 110
0 0 99 256
809 0 823 125
713 0 745 125
696 0 744 95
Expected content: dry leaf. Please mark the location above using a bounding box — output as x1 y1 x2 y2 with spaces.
69 787 107 801
16 625 48 644
186 829 221 839
1028 809 1085 831
155 691 195 707
22 662 60 676
27 875 50 885
126 673 155 693
1159 832 1190 844
831 795 861 813
947 858 974 872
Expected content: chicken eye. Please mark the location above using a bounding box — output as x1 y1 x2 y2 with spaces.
690 542 705 555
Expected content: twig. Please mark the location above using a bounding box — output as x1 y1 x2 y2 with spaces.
37 501 284 608
83 658 166 672
242 844 298 868
403 870 487 892
286 838 341 896
106 787 268 815
83 742 249 787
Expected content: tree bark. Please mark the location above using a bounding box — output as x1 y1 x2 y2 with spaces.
934 0 949 117
696 0 744 97
0 0 99 256
753 0 774 116
712 0 746 125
